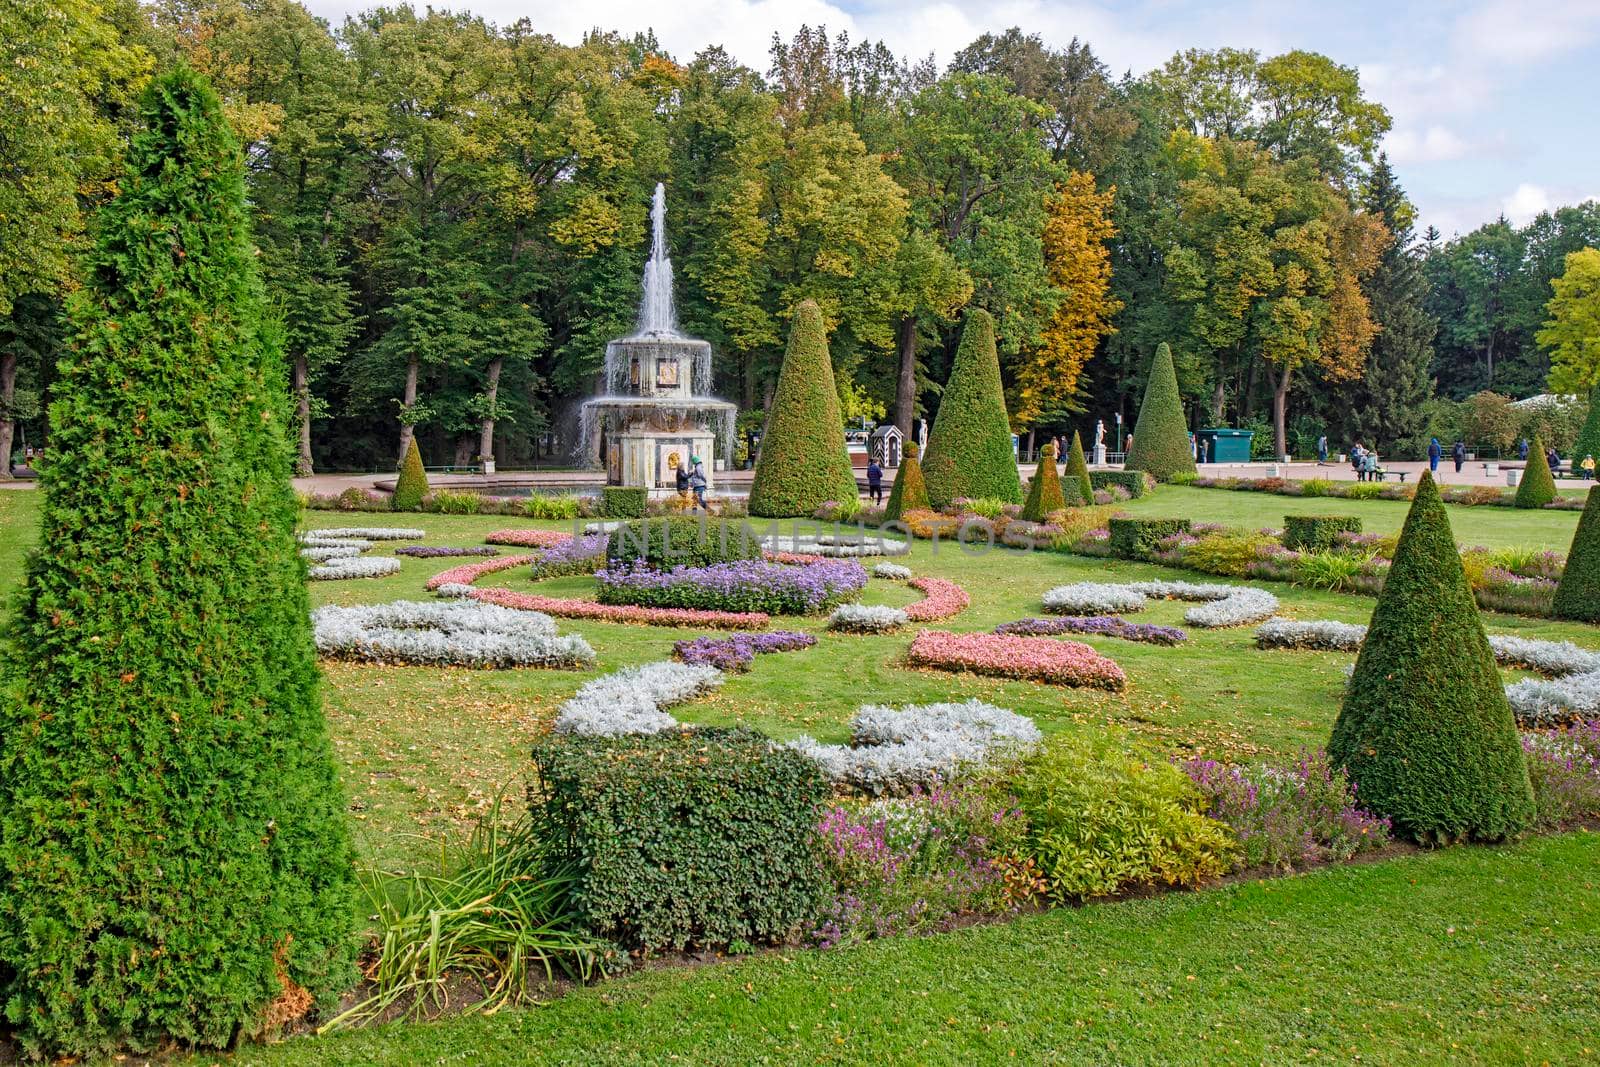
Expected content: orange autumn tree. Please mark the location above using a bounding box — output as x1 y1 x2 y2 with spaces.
1013 171 1122 425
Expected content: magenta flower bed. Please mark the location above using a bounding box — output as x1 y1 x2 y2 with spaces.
596 558 867 615
485 529 575 548
994 616 1187 646
463 586 770 630
907 629 1126 691
395 545 500 558
902 577 969 622
673 631 817 672
424 554 534 591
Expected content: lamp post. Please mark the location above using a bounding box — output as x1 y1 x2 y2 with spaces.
1115 412 1123 458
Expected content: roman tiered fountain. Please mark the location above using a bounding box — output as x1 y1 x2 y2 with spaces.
579 184 736 492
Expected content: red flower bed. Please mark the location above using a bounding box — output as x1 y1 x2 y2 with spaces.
424 554 534 591
906 629 1126 691
903 577 969 622
484 529 575 548
463 587 770 630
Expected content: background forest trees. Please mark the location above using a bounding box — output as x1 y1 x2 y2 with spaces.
3 4 1598 476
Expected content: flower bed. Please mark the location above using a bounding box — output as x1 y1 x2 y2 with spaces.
1042 582 1148 615
1254 619 1367 652
311 599 594 668
307 556 402 581
304 526 426 540
1522 722 1600 828
828 604 910 633
450 586 770 630
300 544 365 562
673 631 816 672
595 559 867 615
1128 580 1279 628
393 545 500 558
760 535 910 558
529 533 609 580
902 577 969 622
484 529 575 549
789 700 1042 796
424 554 535 591
994 616 1187 645
871 562 912 580
906 630 1126 691
553 662 727 736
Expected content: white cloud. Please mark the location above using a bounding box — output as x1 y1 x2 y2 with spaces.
1383 125 1471 164
1453 0 1600 65
1502 182 1551 225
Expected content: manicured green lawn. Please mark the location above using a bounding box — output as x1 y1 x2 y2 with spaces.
229 831 1600 1066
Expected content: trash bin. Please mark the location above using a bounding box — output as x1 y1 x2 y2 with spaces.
1506 469 1521 487
1196 428 1254 464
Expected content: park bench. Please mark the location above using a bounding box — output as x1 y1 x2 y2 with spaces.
1369 468 1405 483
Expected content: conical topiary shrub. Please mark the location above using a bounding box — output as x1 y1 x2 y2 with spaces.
0 68 355 1057
1124 343 1196 482
749 300 858 517
921 309 1022 508
393 435 429 510
1554 486 1600 621
1514 434 1556 508
884 440 929 521
1573 384 1600 466
1327 472 1533 844
1020 443 1067 520
1065 429 1092 503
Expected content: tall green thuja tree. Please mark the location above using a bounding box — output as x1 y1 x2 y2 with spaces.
883 440 929 520
0 69 356 1057
921 309 1023 507
1065 429 1093 502
1554 486 1600 621
749 300 858 517
1125 342 1197 481
1573 385 1600 465
1020 442 1067 519
1514 434 1556 508
1328 472 1533 843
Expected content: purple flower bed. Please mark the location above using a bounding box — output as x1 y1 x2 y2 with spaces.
1523 721 1600 829
994 616 1188 646
672 630 817 672
393 545 501 558
1179 749 1390 872
530 532 610 579
596 558 868 615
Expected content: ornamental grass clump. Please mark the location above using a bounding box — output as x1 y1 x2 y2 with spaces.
1515 435 1557 508
921 309 1022 508
1178 750 1390 872
748 300 859 517
1328 472 1535 843
1124 343 1196 482
1554 487 1600 621
0 69 355 1057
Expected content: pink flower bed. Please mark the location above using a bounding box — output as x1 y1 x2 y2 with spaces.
903 577 969 622
484 529 575 548
463 587 770 630
906 629 1126 691
763 550 834 565
424 554 534 591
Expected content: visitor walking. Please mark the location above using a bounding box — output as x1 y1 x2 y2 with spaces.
1428 437 1441 473
1520 438 1530 461
866 457 884 505
688 455 708 511
675 461 690 500
1584 455 1596 480
1317 435 1328 463
1452 440 1466 473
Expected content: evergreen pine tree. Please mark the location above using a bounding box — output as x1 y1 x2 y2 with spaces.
883 440 930 520
0 69 356 1057
1065 429 1093 503
1124 342 1196 481
1345 156 1438 453
1020 442 1067 520
1554 486 1600 621
1328 472 1534 843
921 309 1023 508
749 300 858 517
392 435 428 510
1572 385 1600 466
1514 434 1556 508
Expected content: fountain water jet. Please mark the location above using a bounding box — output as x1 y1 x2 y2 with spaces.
578 183 737 491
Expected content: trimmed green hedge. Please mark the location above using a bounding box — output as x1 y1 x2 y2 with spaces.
749 300 858 517
1282 515 1362 552
1554 486 1600 621
884 441 930 520
1065 430 1093 503
1020 443 1067 521
921 309 1022 509
601 485 648 518
1515 435 1556 509
392 436 428 510
1090 470 1151 499
1109 516 1192 559
531 727 829 952
0 69 355 1058
604 516 764 570
1124 343 1196 482
1328 473 1533 843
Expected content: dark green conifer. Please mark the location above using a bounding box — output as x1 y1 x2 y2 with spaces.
392 435 428 510
1328 472 1533 843
1020 443 1067 520
749 300 858 517
0 68 356 1057
1514 434 1556 508
1124 343 1196 481
1065 429 1093 503
883 440 930 520
1554 486 1600 621
921 309 1022 508
1573 385 1600 467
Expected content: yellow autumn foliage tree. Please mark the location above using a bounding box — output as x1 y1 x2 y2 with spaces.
1014 171 1123 425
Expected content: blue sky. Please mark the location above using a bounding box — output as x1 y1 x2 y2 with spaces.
304 0 1600 237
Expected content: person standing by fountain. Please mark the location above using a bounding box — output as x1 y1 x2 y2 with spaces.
689 454 708 510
